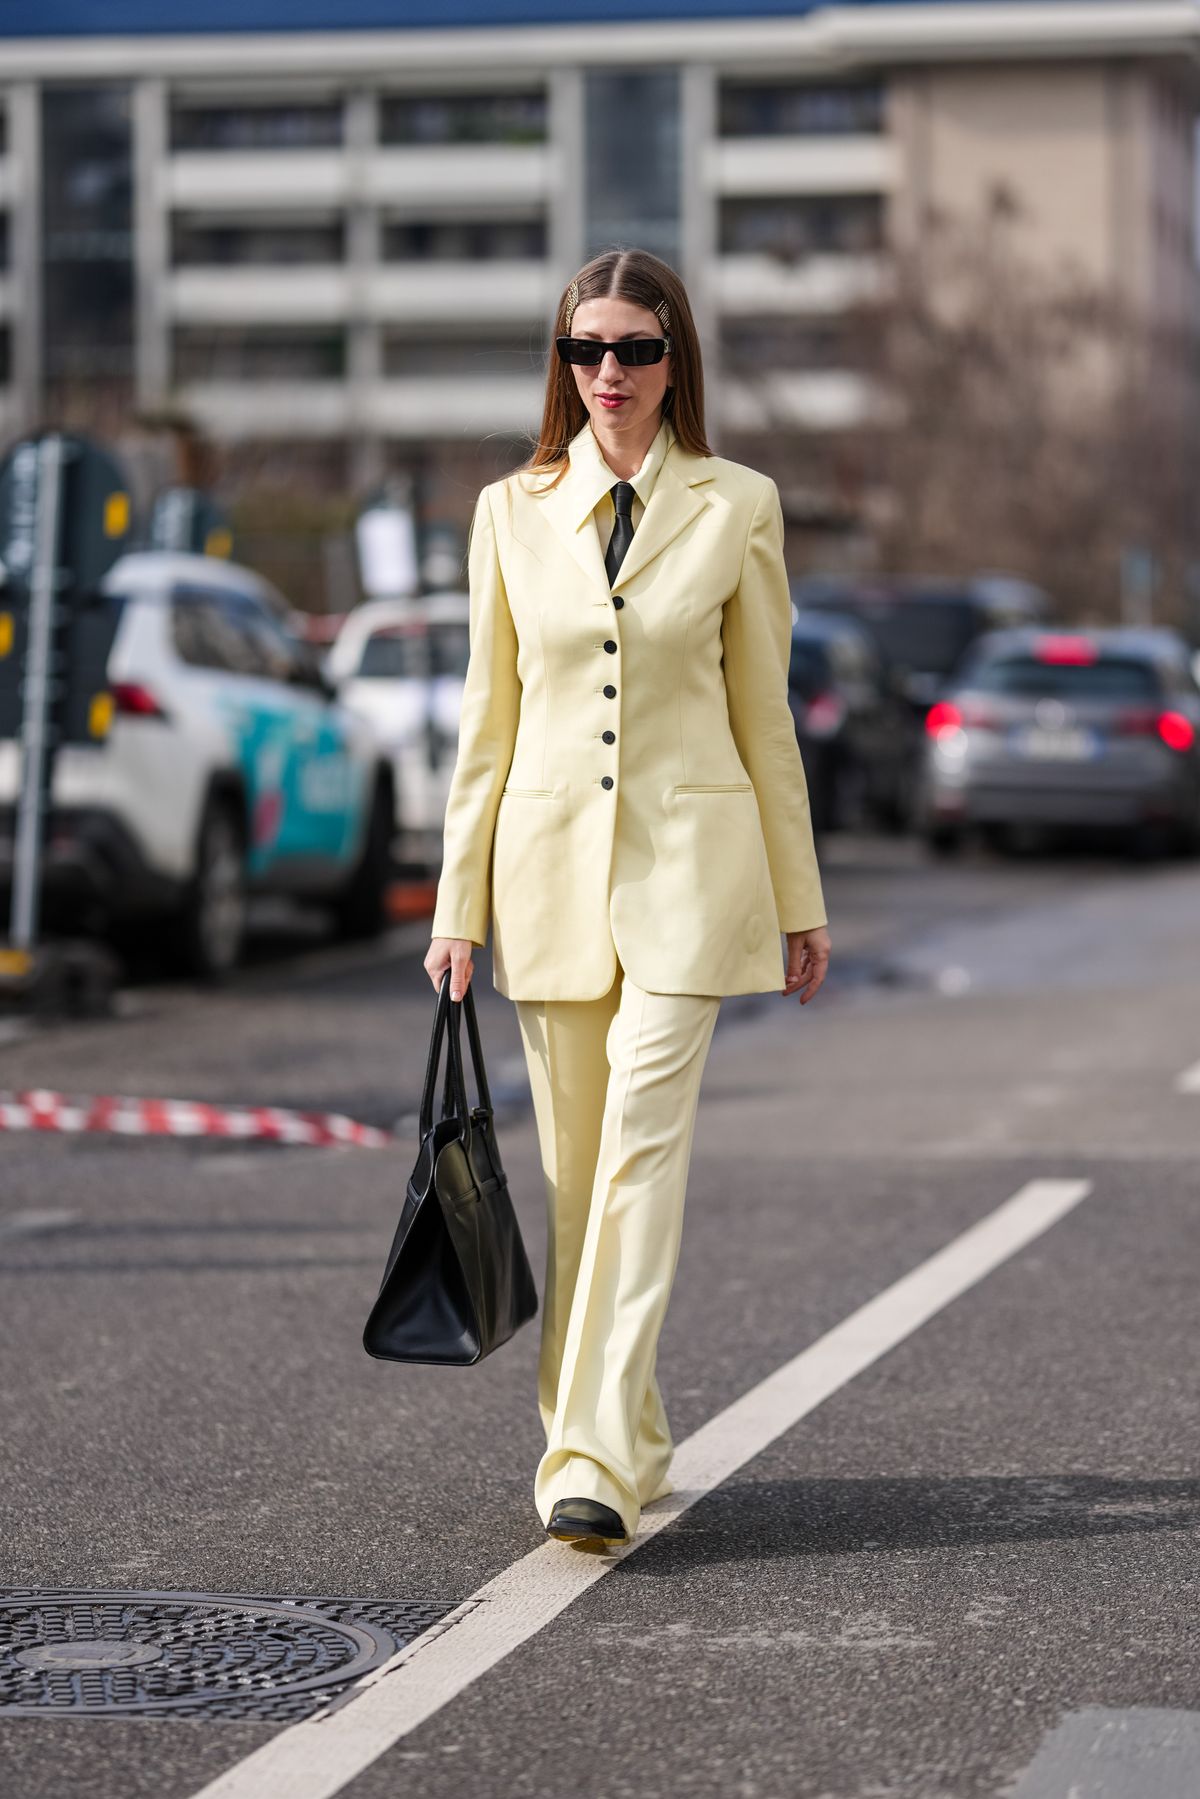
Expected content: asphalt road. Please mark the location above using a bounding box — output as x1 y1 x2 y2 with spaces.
1 830 1198 1799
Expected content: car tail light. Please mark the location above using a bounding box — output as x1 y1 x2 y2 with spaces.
1158 710 1195 752
111 681 169 720
1035 634 1098 664
803 690 847 738
925 700 963 737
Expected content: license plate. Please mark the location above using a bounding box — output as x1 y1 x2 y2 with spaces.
1011 725 1101 761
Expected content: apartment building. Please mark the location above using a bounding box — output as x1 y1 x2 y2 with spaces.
0 0 1198 513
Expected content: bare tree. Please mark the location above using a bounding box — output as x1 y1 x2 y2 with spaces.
842 188 1200 624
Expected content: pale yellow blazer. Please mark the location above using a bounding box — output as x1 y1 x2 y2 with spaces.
430 417 828 1001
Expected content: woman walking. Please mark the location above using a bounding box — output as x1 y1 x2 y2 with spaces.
426 247 831 1550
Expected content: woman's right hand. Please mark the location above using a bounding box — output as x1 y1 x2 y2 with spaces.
425 936 475 1002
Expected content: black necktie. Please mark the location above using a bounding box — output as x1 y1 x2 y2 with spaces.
605 481 636 586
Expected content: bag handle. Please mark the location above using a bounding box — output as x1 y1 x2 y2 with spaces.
419 969 458 1138
421 970 491 1142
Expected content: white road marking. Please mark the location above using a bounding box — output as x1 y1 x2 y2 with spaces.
187 1175 1092 1799
1173 1058 1200 1093
1009 1705 1200 1797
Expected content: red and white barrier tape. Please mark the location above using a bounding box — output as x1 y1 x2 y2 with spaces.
0 1089 394 1149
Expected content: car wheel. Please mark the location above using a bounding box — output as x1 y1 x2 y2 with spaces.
334 773 393 940
175 795 247 982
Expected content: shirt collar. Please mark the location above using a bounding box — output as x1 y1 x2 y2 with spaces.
567 414 677 528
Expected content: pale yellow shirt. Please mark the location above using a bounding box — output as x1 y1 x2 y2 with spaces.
574 415 677 564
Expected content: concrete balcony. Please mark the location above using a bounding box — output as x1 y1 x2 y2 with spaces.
723 370 879 431
174 381 352 438
164 143 551 211
715 253 890 313
368 259 550 322
166 259 552 325
168 266 352 325
172 374 543 441
364 144 552 206
363 375 543 437
708 133 898 196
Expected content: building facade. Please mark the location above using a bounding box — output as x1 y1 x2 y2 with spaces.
1 0 1199 515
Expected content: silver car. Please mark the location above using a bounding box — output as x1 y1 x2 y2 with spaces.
917 626 1200 856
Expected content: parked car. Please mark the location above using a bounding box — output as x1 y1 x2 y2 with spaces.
794 574 1056 716
788 607 921 833
916 625 1200 856
325 593 470 868
0 552 396 978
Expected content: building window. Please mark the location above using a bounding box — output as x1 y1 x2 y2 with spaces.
721 317 856 373
42 83 134 399
719 81 884 138
720 195 885 258
172 214 345 266
173 327 346 381
381 329 547 377
380 216 546 261
585 67 681 267
379 91 547 146
170 102 344 152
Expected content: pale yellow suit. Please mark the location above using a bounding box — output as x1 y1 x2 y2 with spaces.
431 414 827 1537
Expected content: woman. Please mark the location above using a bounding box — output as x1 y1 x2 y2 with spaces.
426 247 831 1550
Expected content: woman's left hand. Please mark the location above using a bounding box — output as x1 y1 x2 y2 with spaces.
782 925 831 1004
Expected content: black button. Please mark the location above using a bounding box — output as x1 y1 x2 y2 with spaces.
613 595 625 609
602 730 615 744
601 775 614 789
603 639 617 653
603 684 617 698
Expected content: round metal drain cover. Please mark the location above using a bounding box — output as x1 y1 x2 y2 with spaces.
0 1590 398 1718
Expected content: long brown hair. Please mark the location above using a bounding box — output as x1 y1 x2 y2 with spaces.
516 247 713 493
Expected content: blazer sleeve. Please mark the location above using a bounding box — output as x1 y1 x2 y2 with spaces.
721 476 828 934
429 485 520 946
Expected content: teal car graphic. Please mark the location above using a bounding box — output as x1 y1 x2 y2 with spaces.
218 695 365 878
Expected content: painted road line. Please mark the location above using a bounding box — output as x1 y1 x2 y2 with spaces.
1173 1058 1200 1093
1010 1706 1200 1797
187 1175 1093 1799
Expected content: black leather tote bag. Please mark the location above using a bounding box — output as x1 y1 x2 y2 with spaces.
363 968 538 1365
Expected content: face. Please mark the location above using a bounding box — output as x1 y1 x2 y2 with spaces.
566 296 673 438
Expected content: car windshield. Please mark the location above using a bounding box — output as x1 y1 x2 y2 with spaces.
848 596 979 676
429 622 471 679
789 642 830 698
965 654 1162 701
357 629 425 679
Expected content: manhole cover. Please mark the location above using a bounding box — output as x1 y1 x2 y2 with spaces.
0 1589 461 1721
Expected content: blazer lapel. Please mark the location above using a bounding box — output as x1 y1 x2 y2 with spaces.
538 428 715 595
611 457 712 590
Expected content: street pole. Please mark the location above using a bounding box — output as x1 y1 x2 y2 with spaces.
10 433 64 952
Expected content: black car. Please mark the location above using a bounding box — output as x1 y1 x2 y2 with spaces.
788 608 920 834
793 574 1056 717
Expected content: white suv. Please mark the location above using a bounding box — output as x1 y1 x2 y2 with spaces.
0 551 395 978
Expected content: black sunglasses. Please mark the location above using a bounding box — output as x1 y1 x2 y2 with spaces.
556 335 672 367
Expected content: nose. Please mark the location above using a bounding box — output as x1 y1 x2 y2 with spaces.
598 348 625 379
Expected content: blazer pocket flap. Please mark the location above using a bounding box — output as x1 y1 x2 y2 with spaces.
674 781 753 793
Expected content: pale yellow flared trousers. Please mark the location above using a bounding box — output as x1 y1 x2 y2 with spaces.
514 954 721 1540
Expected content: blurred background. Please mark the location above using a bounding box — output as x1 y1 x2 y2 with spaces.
3 0 1200 986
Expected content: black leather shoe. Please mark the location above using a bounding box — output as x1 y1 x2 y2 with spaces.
546 1498 628 1544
